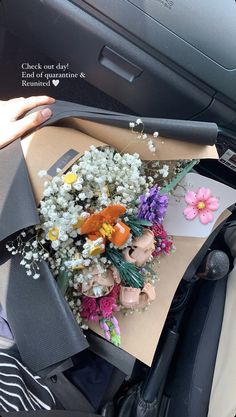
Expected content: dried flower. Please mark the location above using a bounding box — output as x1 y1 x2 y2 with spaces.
99 297 116 318
81 296 97 312
152 223 174 256
138 186 169 224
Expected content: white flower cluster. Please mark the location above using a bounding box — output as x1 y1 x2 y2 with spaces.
76 146 151 211
6 231 42 279
158 164 169 178
7 147 150 284
129 119 159 153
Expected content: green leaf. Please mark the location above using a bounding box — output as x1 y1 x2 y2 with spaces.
124 217 153 237
135 219 153 226
106 247 144 288
124 216 152 227
127 224 143 237
160 159 199 194
57 268 70 295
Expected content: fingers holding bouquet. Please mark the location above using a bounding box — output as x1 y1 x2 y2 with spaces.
0 95 55 149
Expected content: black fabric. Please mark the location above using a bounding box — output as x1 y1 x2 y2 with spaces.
0 411 101 417
165 276 227 417
0 348 58 412
34 100 218 145
3 252 88 373
0 140 39 242
65 350 115 409
85 331 136 377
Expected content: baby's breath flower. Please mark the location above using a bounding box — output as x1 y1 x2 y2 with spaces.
148 139 156 153
33 273 40 279
38 170 48 178
159 164 169 178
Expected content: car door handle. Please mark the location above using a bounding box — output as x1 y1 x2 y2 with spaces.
99 46 143 82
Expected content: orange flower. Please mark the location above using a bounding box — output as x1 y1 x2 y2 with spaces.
88 231 103 241
80 205 126 235
80 205 130 248
109 221 130 247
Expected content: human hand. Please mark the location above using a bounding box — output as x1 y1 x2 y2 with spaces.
0 96 55 149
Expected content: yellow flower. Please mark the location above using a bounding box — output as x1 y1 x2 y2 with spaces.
63 172 77 184
80 205 130 248
80 205 126 235
72 263 85 270
72 254 85 270
89 246 104 256
48 227 60 241
72 217 86 230
99 223 114 239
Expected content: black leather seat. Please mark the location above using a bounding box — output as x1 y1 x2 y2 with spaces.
163 276 227 417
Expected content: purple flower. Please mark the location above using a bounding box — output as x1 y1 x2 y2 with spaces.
138 186 168 224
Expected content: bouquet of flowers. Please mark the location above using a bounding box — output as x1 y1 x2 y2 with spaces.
7 121 196 346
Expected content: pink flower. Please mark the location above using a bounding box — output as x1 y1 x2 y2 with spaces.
99 297 116 318
81 296 97 312
81 297 100 321
80 309 91 320
151 223 167 240
184 187 219 225
89 313 99 322
80 308 99 322
151 223 173 256
109 284 120 299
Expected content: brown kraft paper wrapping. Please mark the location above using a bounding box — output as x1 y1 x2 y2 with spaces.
91 210 229 366
21 120 218 205
21 120 222 365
